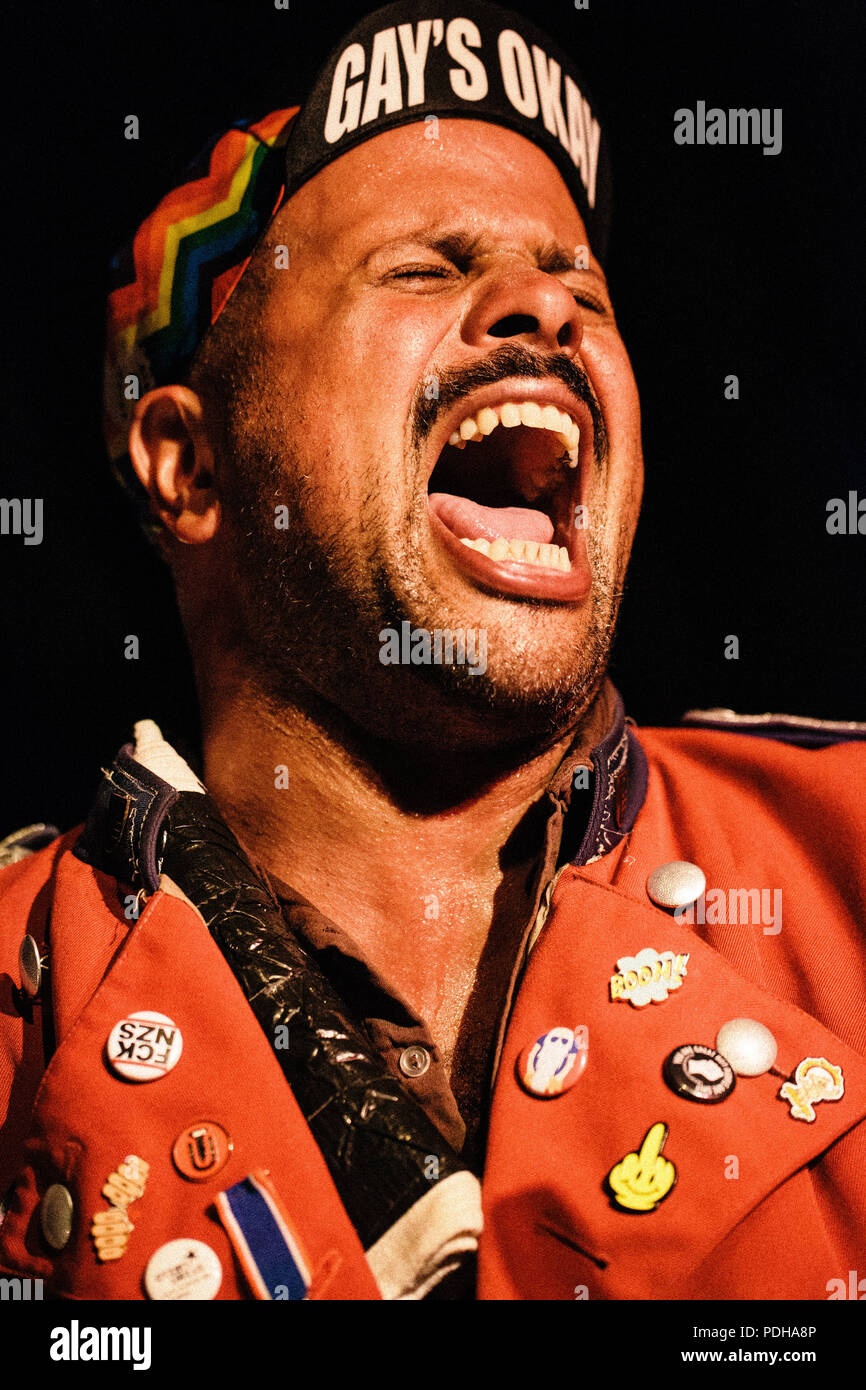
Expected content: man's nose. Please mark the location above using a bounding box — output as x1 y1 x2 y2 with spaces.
460 263 584 356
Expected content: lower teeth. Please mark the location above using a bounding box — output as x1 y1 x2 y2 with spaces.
459 537 572 572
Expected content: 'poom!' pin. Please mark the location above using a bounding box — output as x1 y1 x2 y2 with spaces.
609 949 689 1008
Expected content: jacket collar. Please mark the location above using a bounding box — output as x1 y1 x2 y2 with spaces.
73 684 647 894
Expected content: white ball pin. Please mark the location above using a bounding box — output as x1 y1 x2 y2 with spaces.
716 1018 778 1077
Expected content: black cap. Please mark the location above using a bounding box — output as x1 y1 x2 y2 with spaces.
282 0 612 261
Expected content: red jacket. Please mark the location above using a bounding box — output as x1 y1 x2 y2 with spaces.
1 721 864 1299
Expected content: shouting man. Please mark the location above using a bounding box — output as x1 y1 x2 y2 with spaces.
0 1 863 1302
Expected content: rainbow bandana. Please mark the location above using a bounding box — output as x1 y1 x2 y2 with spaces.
103 106 297 515
104 1 611 528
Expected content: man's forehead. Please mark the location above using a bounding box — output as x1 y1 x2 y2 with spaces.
285 118 594 254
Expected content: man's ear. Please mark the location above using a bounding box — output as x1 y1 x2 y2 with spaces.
128 385 221 544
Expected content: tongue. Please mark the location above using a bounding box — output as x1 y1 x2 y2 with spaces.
430 493 554 544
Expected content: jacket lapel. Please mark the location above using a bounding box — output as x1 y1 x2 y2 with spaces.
0 854 379 1299
482 867 866 1299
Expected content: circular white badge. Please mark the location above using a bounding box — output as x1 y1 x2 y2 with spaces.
646 860 707 910
106 1010 183 1082
144 1238 222 1301
716 1018 778 1077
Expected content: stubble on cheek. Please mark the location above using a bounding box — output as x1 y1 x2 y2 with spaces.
208 362 413 719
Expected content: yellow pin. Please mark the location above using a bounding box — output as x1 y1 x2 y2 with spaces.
608 1122 677 1212
779 1057 844 1122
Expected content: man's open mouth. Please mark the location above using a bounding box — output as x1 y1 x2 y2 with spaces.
425 386 593 603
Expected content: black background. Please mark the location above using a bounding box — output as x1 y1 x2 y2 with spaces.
0 0 863 835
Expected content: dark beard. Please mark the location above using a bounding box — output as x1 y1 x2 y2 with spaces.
211 377 626 755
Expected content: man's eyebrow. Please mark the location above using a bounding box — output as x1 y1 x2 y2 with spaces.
534 238 606 281
364 228 606 282
362 228 484 267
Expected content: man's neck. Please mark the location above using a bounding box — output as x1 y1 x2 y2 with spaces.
199 673 613 1028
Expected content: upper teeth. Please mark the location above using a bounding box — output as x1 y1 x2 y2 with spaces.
448 401 580 466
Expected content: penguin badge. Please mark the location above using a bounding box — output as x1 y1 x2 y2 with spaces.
517 1025 588 1098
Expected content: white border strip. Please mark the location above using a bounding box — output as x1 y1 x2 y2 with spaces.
133 718 206 793
365 1170 483 1301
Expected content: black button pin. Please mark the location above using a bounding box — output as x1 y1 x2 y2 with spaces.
663 1044 736 1104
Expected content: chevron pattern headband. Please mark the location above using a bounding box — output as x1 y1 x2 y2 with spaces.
103 105 297 530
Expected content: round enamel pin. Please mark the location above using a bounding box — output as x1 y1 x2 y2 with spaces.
663 1044 735 1104
106 1010 183 1082
19 934 43 999
172 1122 233 1181
144 1238 222 1300
517 1026 587 1097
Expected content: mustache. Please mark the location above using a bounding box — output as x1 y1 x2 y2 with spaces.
411 343 609 465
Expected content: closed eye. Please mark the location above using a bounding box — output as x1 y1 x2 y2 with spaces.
571 290 607 315
386 264 454 280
